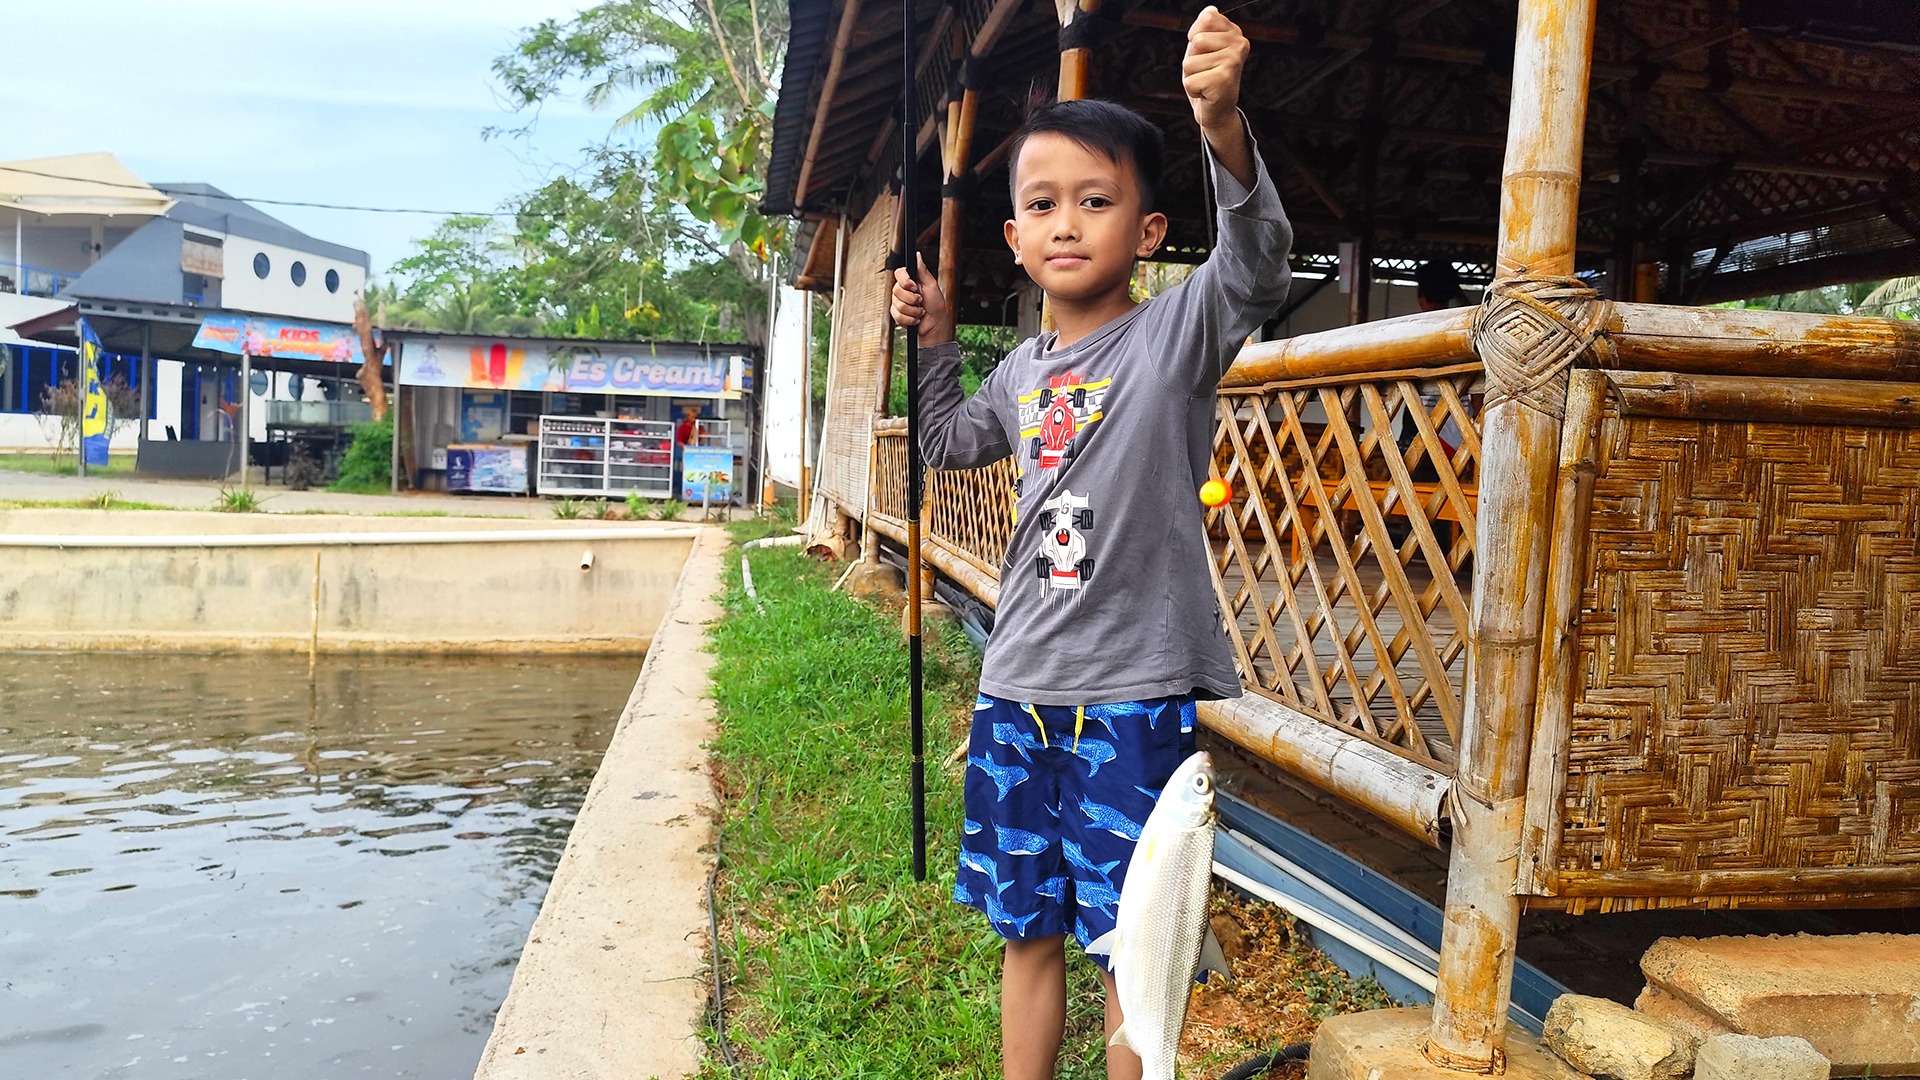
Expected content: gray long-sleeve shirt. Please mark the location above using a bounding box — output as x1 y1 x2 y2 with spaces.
917 139 1293 705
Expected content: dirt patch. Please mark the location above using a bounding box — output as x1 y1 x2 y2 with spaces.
1179 891 1394 1078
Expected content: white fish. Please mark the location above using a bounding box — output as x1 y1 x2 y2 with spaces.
1084 752 1226 1080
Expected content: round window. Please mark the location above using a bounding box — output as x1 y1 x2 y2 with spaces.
290 261 307 287
324 268 340 293
252 252 270 279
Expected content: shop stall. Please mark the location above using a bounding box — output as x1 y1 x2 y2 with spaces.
389 330 759 500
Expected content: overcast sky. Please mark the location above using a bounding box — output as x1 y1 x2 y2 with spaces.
1 0 629 278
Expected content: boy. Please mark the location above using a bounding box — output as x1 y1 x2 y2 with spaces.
890 8 1290 1078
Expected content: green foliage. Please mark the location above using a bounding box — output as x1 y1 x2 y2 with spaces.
213 487 266 513
956 325 1019 395
328 412 393 494
552 497 585 520
626 490 644 517
653 498 686 520
379 149 764 344
493 0 787 262
1722 276 1920 319
0 452 134 478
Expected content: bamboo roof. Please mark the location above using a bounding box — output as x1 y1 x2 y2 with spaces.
766 0 1920 309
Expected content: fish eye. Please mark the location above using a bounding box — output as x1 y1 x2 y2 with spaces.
1190 774 1211 794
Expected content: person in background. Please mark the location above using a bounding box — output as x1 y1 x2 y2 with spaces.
1401 261 1474 483
673 404 700 495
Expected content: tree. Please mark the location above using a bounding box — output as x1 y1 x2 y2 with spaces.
493 0 787 265
1725 277 1919 319
378 151 764 344
37 375 141 463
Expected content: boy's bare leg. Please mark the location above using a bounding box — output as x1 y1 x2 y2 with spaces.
1099 969 1143 1080
1002 936 1067 1080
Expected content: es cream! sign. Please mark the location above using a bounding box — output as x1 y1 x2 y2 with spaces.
399 336 748 400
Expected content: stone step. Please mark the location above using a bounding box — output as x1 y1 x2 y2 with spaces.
1637 933 1920 1076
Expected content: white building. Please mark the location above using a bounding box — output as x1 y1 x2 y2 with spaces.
2 152 372 473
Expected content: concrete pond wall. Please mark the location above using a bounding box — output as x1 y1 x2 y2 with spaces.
0 509 699 653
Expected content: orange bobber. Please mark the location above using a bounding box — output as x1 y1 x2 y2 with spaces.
1198 479 1231 507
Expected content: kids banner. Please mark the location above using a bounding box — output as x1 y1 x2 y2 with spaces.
77 318 110 467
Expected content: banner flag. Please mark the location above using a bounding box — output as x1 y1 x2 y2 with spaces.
77 318 110 468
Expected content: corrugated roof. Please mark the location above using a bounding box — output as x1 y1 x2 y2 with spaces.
156 183 371 269
63 218 188 305
761 0 837 217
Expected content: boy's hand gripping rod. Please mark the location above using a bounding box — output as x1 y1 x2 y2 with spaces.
902 0 928 884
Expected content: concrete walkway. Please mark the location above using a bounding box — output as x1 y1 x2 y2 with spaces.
474 526 726 1080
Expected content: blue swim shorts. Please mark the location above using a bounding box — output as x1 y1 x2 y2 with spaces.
954 692 1197 966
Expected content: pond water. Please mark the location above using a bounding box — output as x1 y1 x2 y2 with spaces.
0 653 637 1080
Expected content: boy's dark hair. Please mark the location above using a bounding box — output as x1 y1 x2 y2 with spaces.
1008 98 1166 213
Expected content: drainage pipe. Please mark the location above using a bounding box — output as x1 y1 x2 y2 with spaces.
741 534 803 550
1213 862 1438 997
0 527 703 549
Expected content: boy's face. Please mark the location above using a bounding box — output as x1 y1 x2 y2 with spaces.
1004 133 1167 306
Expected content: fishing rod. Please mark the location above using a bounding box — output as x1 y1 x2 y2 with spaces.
902 0 928 884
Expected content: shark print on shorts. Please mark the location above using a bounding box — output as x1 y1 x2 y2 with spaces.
955 693 1196 967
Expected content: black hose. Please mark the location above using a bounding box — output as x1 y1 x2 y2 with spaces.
707 829 740 1075
1218 1040 1311 1080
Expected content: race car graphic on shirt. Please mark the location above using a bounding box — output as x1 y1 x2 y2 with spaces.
1034 489 1095 594
1017 375 1111 470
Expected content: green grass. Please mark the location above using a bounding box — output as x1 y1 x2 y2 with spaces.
0 452 136 476
212 487 269 513
0 496 172 511
704 519 1392 1076
705 531 1120 1078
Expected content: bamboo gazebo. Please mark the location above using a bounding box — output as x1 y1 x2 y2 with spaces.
765 0 1920 1072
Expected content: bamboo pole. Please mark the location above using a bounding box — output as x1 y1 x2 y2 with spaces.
1606 370 1920 426
1215 300 1920 390
794 0 863 209
1056 0 1102 101
1427 0 1597 1070
1223 307 1478 387
937 87 979 306
1198 696 1451 846
1516 370 1605 897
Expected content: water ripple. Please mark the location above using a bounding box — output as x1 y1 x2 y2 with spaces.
0 652 632 1080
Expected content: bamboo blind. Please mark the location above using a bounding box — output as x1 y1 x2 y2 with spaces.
816 192 897 515
1532 409 1920 911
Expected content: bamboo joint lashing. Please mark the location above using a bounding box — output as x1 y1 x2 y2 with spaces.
1470 273 1611 419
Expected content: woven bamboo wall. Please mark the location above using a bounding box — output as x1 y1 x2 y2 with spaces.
1534 409 1920 911
816 193 896 515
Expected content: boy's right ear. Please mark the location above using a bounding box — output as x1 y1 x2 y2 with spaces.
1004 219 1022 265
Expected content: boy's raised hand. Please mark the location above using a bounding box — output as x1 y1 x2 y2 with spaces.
1184 6 1250 131
1184 6 1255 188
890 255 954 346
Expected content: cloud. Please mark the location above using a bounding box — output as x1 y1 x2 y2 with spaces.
0 0 636 274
